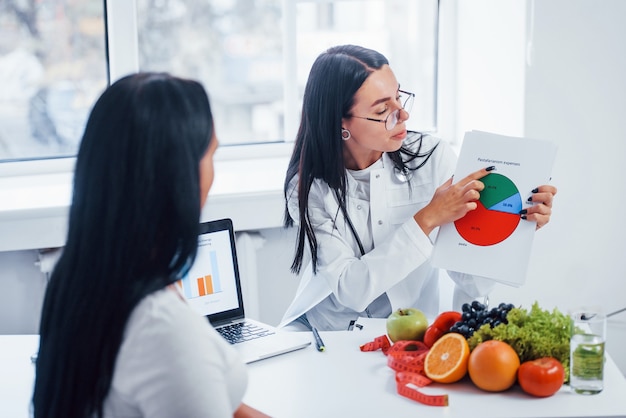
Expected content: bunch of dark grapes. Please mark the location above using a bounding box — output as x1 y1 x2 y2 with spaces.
450 301 516 338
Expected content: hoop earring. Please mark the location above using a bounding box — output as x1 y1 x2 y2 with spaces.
341 128 351 141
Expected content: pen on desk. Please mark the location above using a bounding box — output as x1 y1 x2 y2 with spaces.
312 327 325 352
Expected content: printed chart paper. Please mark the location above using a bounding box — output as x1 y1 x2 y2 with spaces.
431 131 557 286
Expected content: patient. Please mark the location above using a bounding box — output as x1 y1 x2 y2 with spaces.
32 73 269 418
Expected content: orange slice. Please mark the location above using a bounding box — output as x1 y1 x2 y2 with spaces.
424 332 470 383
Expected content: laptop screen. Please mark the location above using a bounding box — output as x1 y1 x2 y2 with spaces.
176 219 245 324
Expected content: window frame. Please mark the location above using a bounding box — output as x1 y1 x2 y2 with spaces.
0 0 440 175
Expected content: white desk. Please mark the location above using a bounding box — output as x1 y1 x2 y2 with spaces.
3 322 626 418
244 319 626 418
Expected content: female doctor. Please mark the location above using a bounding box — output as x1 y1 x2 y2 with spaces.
279 45 557 331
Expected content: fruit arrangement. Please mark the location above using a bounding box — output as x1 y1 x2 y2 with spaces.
467 301 571 379
467 339 520 392
423 311 462 347
386 308 429 342
450 301 515 338
374 300 570 403
517 357 565 397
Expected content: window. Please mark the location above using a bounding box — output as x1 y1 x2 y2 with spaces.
0 0 438 162
0 0 107 162
293 0 438 135
137 0 439 146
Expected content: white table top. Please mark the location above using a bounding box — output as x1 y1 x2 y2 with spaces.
243 318 626 418
3 319 626 418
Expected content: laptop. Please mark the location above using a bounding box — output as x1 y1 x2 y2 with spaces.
177 218 311 363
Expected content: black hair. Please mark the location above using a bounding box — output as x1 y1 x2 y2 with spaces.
32 72 214 418
284 45 436 274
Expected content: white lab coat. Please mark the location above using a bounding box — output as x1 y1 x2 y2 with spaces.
279 133 495 330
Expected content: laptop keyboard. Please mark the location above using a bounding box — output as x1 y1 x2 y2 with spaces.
216 321 275 344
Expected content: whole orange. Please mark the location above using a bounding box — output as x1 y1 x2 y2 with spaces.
468 340 520 392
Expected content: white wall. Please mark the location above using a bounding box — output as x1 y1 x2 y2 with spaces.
453 0 626 373
254 228 302 324
522 0 626 311
0 250 46 334
524 0 626 371
455 1 527 141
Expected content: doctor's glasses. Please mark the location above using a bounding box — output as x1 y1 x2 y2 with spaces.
349 89 415 131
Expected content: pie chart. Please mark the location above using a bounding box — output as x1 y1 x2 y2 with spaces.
454 173 522 246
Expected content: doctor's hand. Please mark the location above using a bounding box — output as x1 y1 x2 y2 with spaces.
414 166 495 236
521 184 558 230
234 403 271 418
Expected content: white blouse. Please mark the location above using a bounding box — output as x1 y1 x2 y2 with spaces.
280 133 495 331
103 287 247 418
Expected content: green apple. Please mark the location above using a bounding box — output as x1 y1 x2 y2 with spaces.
386 308 429 342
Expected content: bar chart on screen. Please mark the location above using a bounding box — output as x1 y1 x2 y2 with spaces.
177 250 223 299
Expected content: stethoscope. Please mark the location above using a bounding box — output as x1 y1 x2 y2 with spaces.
394 166 414 183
